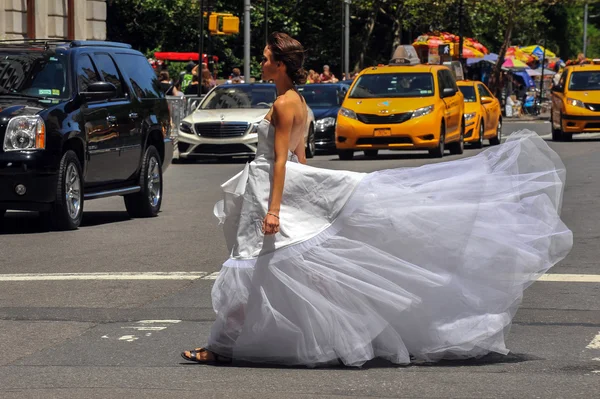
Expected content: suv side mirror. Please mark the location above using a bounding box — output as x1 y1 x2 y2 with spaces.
442 87 456 98
480 96 494 104
81 81 117 102
551 85 562 93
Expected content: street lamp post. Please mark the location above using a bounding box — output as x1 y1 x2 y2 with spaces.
264 0 268 44
344 0 351 79
198 0 205 96
244 0 251 83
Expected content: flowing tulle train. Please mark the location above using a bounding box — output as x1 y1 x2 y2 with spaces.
207 129 573 367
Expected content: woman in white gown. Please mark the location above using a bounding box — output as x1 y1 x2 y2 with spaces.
182 33 573 367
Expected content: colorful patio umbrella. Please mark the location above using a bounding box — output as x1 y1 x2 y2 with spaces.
520 45 556 59
505 47 535 64
502 58 528 69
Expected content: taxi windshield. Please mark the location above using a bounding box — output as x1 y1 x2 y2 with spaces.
349 72 434 98
200 85 276 109
458 86 477 102
568 71 600 91
0 51 70 99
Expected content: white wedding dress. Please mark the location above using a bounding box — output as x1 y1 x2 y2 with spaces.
208 118 573 367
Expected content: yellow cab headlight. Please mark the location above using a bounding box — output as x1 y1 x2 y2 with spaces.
464 112 477 121
411 105 434 119
566 97 586 108
339 107 358 120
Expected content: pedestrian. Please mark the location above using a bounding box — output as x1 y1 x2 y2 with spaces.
319 64 337 83
180 61 196 92
200 69 214 94
159 71 180 96
227 67 245 84
184 74 199 95
181 32 572 367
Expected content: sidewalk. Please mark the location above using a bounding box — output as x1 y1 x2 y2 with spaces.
504 111 550 122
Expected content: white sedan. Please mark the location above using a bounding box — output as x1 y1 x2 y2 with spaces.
177 83 315 160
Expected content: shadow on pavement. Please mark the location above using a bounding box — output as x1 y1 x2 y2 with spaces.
0 210 132 234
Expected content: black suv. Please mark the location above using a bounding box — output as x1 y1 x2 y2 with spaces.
0 40 172 230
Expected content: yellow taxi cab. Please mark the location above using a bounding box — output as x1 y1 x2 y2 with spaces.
335 45 465 159
551 63 600 141
457 80 502 148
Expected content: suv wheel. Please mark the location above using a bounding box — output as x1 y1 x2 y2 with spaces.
305 125 315 159
49 150 84 230
338 150 354 160
429 123 445 158
124 145 163 218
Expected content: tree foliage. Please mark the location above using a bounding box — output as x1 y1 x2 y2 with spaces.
106 0 598 81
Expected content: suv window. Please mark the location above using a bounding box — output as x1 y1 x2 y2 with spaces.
442 70 458 91
114 53 162 99
0 51 70 99
77 54 101 93
349 73 434 98
458 85 477 102
94 53 126 98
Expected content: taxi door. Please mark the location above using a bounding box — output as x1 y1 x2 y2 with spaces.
477 83 500 134
439 69 462 140
551 70 568 129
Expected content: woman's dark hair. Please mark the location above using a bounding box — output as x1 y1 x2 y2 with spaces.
159 71 170 81
267 32 307 85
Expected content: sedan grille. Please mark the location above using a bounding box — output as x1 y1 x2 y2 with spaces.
194 122 249 137
357 112 413 124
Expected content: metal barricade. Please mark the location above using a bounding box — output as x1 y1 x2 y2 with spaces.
165 95 205 159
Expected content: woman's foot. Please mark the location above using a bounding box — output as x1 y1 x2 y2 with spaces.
181 347 232 364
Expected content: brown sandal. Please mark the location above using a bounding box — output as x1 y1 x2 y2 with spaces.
181 347 232 364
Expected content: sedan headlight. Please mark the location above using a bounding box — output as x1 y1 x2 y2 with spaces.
339 107 358 120
411 105 434 119
566 98 586 108
249 122 260 134
464 112 477 121
180 121 193 134
3 115 46 151
315 117 336 131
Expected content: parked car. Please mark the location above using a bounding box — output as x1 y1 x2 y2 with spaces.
297 83 349 153
336 45 465 160
177 83 315 160
551 63 600 141
457 80 502 148
0 39 172 230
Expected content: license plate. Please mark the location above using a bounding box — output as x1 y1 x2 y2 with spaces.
374 128 391 137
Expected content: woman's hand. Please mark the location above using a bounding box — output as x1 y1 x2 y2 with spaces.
262 212 280 236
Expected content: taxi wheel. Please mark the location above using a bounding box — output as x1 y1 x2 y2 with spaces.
552 113 572 142
472 121 484 149
338 150 354 160
489 118 502 145
364 150 379 158
448 122 464 155
429 124 445 158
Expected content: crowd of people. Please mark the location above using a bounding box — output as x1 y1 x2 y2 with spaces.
151 57 358 97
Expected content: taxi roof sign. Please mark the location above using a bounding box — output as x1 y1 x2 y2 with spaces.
389 45 420 66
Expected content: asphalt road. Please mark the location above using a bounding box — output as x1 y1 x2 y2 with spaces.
0 120 599 398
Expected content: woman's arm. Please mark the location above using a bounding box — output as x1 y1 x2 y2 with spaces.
262 97 294 235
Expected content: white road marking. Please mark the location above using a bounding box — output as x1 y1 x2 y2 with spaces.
203 272 221 280
538 274 600 283
592 358 600 362
121 326 167 331
137 320 181 324
118 335 138 342
0 272 207 281
1 272 599 283
586 333 600 350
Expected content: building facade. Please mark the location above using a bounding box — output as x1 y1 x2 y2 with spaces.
0 0 106 41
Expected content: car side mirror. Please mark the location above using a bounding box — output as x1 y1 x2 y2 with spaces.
551 85 562 92
442 87 456 98
480 96 494 104
80 81 117 102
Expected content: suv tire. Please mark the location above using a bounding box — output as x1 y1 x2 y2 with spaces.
449 121 465 155
49 150 84 231
473 121 484 149
124 145 162 218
